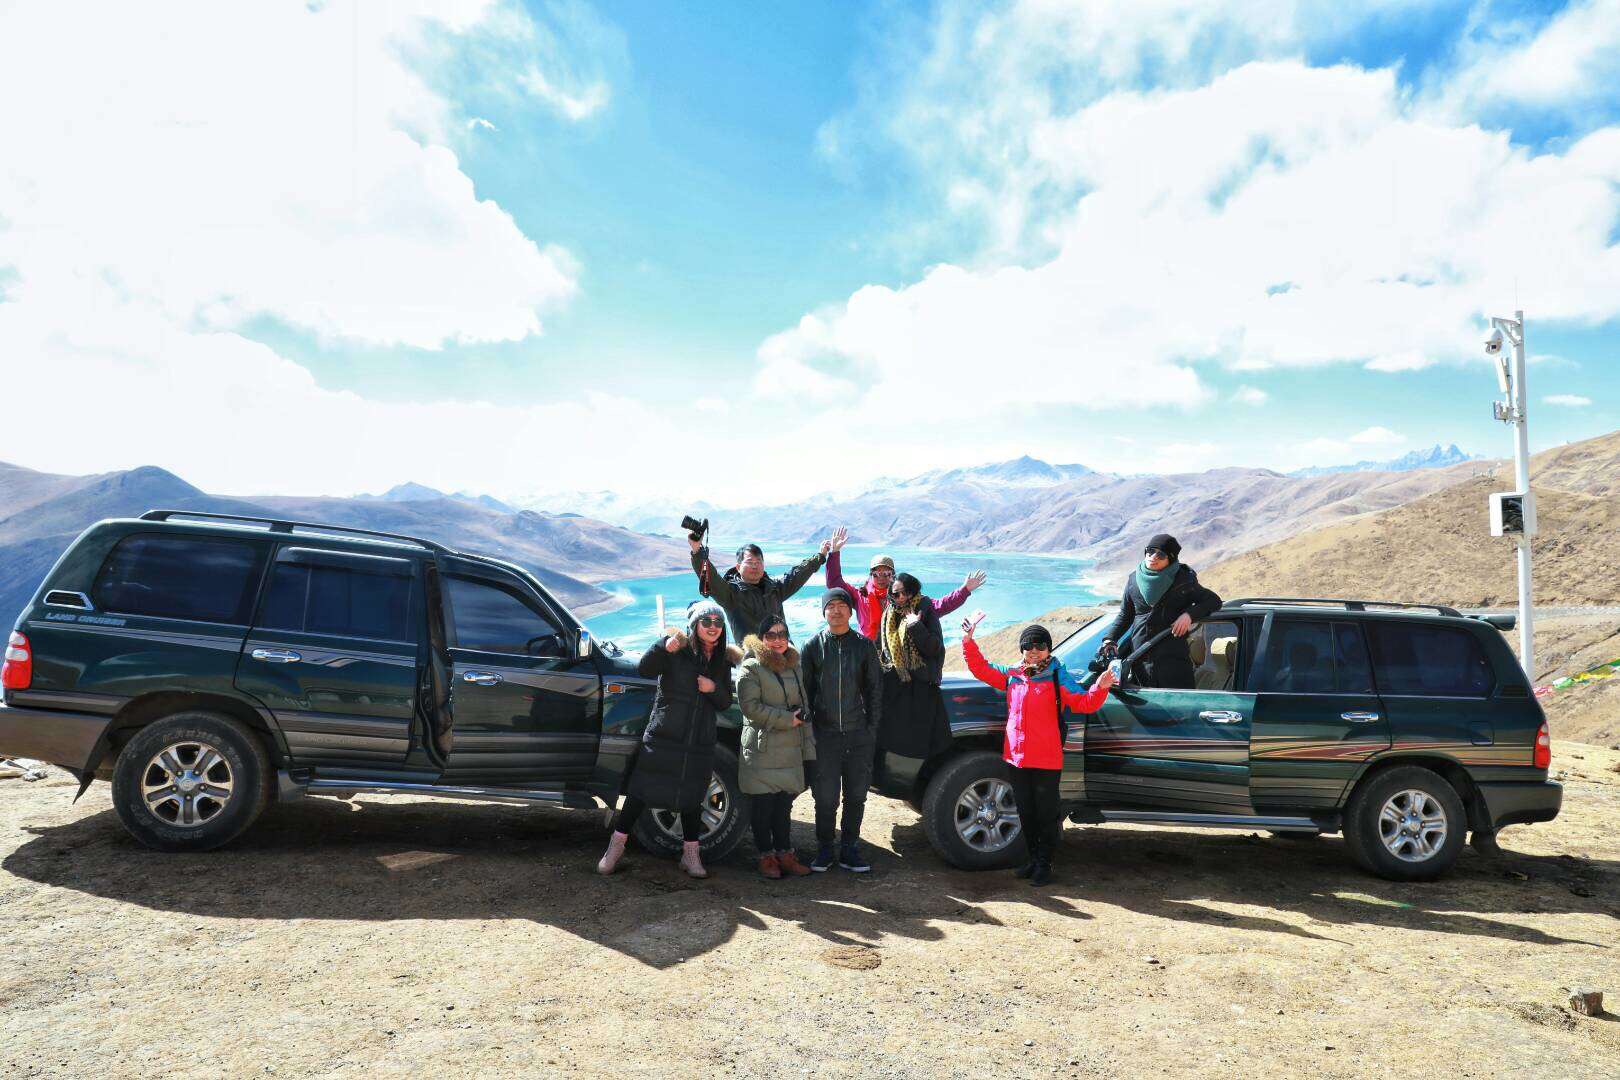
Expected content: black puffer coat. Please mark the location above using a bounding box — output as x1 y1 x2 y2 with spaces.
628 637 741 809
877 599 951 758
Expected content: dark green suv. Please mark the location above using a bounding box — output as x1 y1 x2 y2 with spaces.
0 511 747 858
881 599 1562 881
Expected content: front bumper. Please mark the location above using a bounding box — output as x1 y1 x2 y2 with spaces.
1477 779 1562 830
0 702 111 774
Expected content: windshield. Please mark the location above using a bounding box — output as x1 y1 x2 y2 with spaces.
1054 613 1113 678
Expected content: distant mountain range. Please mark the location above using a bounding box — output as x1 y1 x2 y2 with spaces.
358 481 518 515
0 463 688 626
1286 443 1477 478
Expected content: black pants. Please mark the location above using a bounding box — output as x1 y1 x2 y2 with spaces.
812 726 875 848
1138 655 1196 690
749 791 796 852
1008 766 1063 864
614 794 701 843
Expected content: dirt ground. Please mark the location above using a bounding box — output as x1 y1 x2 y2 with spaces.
3 745 1618 1079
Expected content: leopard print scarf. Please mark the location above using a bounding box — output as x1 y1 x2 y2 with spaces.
880 594 924 682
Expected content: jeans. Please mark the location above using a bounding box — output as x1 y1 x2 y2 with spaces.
811 726 875 848
749 791 796 853
614 794 701 842
1007 766 1062 863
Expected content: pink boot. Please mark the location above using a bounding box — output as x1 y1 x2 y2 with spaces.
679 840 708 879
597 831 629 875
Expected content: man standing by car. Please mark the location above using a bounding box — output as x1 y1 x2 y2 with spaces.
800 587 883 873
1101 533 1222 689
689 533 832 643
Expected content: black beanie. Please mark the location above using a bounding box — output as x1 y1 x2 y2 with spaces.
1019 624 1053 652
1146 533 1181 560
822 587 853 612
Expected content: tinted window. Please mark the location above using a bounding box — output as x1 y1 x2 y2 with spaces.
1368 623 1495 697
1333 622 1374 693
447 576 564 655
93 534 262 623
1261 620 1337 693
258 563 416 642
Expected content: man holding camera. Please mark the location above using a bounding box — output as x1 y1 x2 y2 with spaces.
688 527 833 643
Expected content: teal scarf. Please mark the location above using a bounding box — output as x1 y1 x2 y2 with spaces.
1135 559 1180 608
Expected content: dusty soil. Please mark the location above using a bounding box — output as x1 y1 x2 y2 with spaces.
3 746 1619 1078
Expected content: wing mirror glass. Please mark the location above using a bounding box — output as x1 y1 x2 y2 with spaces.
577 628 594 659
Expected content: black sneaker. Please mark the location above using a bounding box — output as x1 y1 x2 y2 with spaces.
810 844 837 872
1014 860 1037 879
838 844 871 873
1029 862 1052 887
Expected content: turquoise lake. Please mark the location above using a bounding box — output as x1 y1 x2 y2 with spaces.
584 542 1110 654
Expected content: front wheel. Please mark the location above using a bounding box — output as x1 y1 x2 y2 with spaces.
630 745 747 861
1342 765 1466 881
110 712 272 852
921 751 1028 870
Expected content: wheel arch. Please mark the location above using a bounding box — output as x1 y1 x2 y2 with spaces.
913 735 1002 804
1347 753 1486 834
98 691 283 777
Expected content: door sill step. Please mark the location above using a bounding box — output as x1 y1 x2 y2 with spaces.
280 772 599 809
1099 810 1320 832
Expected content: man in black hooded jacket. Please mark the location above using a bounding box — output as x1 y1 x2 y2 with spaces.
1101 533 1222 689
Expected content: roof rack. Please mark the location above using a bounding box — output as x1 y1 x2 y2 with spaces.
139 509 452 555
1225 597 1462 618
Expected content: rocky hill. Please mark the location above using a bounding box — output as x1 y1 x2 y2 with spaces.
0 462 688 624
1201 429 1620 612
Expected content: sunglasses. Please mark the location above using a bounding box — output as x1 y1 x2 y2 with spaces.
1144 548 1170 559
695 616 724 629
763 629 789 641
870 568 894 578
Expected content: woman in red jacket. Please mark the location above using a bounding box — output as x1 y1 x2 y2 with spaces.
961 620 1116 885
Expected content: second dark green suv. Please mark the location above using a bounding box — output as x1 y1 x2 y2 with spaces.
0 511 747 858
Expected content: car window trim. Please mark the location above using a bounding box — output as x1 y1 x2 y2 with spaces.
441 568 569 659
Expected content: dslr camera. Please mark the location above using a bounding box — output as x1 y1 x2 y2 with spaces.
681 515 709 544
1087 639 1119 674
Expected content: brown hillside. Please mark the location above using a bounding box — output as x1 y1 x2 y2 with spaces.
1202 429 1620 611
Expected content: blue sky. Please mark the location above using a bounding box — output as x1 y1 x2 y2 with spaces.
1 0 1617 504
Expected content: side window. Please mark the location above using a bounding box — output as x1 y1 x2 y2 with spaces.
1188 620 1240 691
92 534 263 623
1368 623 1495 697
446 576 565 656
1261 620 1337 693
1332 622 1374 693
258 563 416 642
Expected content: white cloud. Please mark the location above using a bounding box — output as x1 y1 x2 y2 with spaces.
469 116 499 131
1231 385 1270 405
1543 393 1594 407
1349 426 1405 445
519 67 610 121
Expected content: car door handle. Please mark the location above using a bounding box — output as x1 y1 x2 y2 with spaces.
1199 710 1243 724
250 648 302 664
461 670 503 687
1341 711 1381 723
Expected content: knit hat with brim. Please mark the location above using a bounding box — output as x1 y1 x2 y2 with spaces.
869 554 895 572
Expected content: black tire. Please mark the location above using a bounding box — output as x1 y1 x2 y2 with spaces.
1342 765 1466 881
111 711 272 852
921 750 1028 871
630 745 747 861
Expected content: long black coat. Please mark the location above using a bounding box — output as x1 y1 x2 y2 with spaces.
628 637 739 809
1103 564 1222 665
877 600 951 758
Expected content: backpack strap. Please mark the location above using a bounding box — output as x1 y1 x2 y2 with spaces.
1052 666 1069 750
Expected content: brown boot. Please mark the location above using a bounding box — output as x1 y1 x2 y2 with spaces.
758 853 783 879
775 850 812 877
679 840 708 879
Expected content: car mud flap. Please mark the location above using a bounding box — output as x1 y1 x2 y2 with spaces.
71 726 118 802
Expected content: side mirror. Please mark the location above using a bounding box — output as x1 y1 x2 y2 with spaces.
577 628 594 659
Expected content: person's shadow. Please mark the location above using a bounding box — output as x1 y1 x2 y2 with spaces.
7 792 1612 969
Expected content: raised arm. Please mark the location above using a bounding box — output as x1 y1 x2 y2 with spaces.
931 569 984 619
1059 677 1112 715
961 635 1009 691
824 549 858 599
780 550 828 599
691 544 736 607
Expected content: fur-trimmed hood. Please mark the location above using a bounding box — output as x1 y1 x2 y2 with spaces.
743 635 799 670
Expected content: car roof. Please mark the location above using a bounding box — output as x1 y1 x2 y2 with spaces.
95 511 509 569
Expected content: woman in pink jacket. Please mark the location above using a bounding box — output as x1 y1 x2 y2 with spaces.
961 620 1116 885
824 527 985 639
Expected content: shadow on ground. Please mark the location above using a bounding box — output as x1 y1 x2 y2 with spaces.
6 793 1616 968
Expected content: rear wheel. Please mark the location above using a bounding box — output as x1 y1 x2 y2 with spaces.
1342 766 1465 881
631 745 746 861
111 712 272 852
921 751 1028 870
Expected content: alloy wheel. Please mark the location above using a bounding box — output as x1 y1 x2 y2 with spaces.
1377 788 1448 863
140 741 235 828
652 773 728 842
954 777 1020 853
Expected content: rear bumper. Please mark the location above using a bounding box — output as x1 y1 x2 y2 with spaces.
1477 779 1562 830
0 702 111 774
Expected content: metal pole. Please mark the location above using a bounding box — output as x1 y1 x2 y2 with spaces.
1511 310 1534 680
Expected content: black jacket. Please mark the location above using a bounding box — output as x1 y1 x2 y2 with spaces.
877 600 946 685
692 548 825 643
628 637 739 809
1103 564 1222 665
801 627 883 734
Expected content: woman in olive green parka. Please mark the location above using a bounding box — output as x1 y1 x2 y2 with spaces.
737 613 816 879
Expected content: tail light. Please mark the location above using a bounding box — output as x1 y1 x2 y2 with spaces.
1533 720 1550 769
2 632 30 690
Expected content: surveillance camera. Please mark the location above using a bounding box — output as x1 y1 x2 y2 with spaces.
1484 327 1505 355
